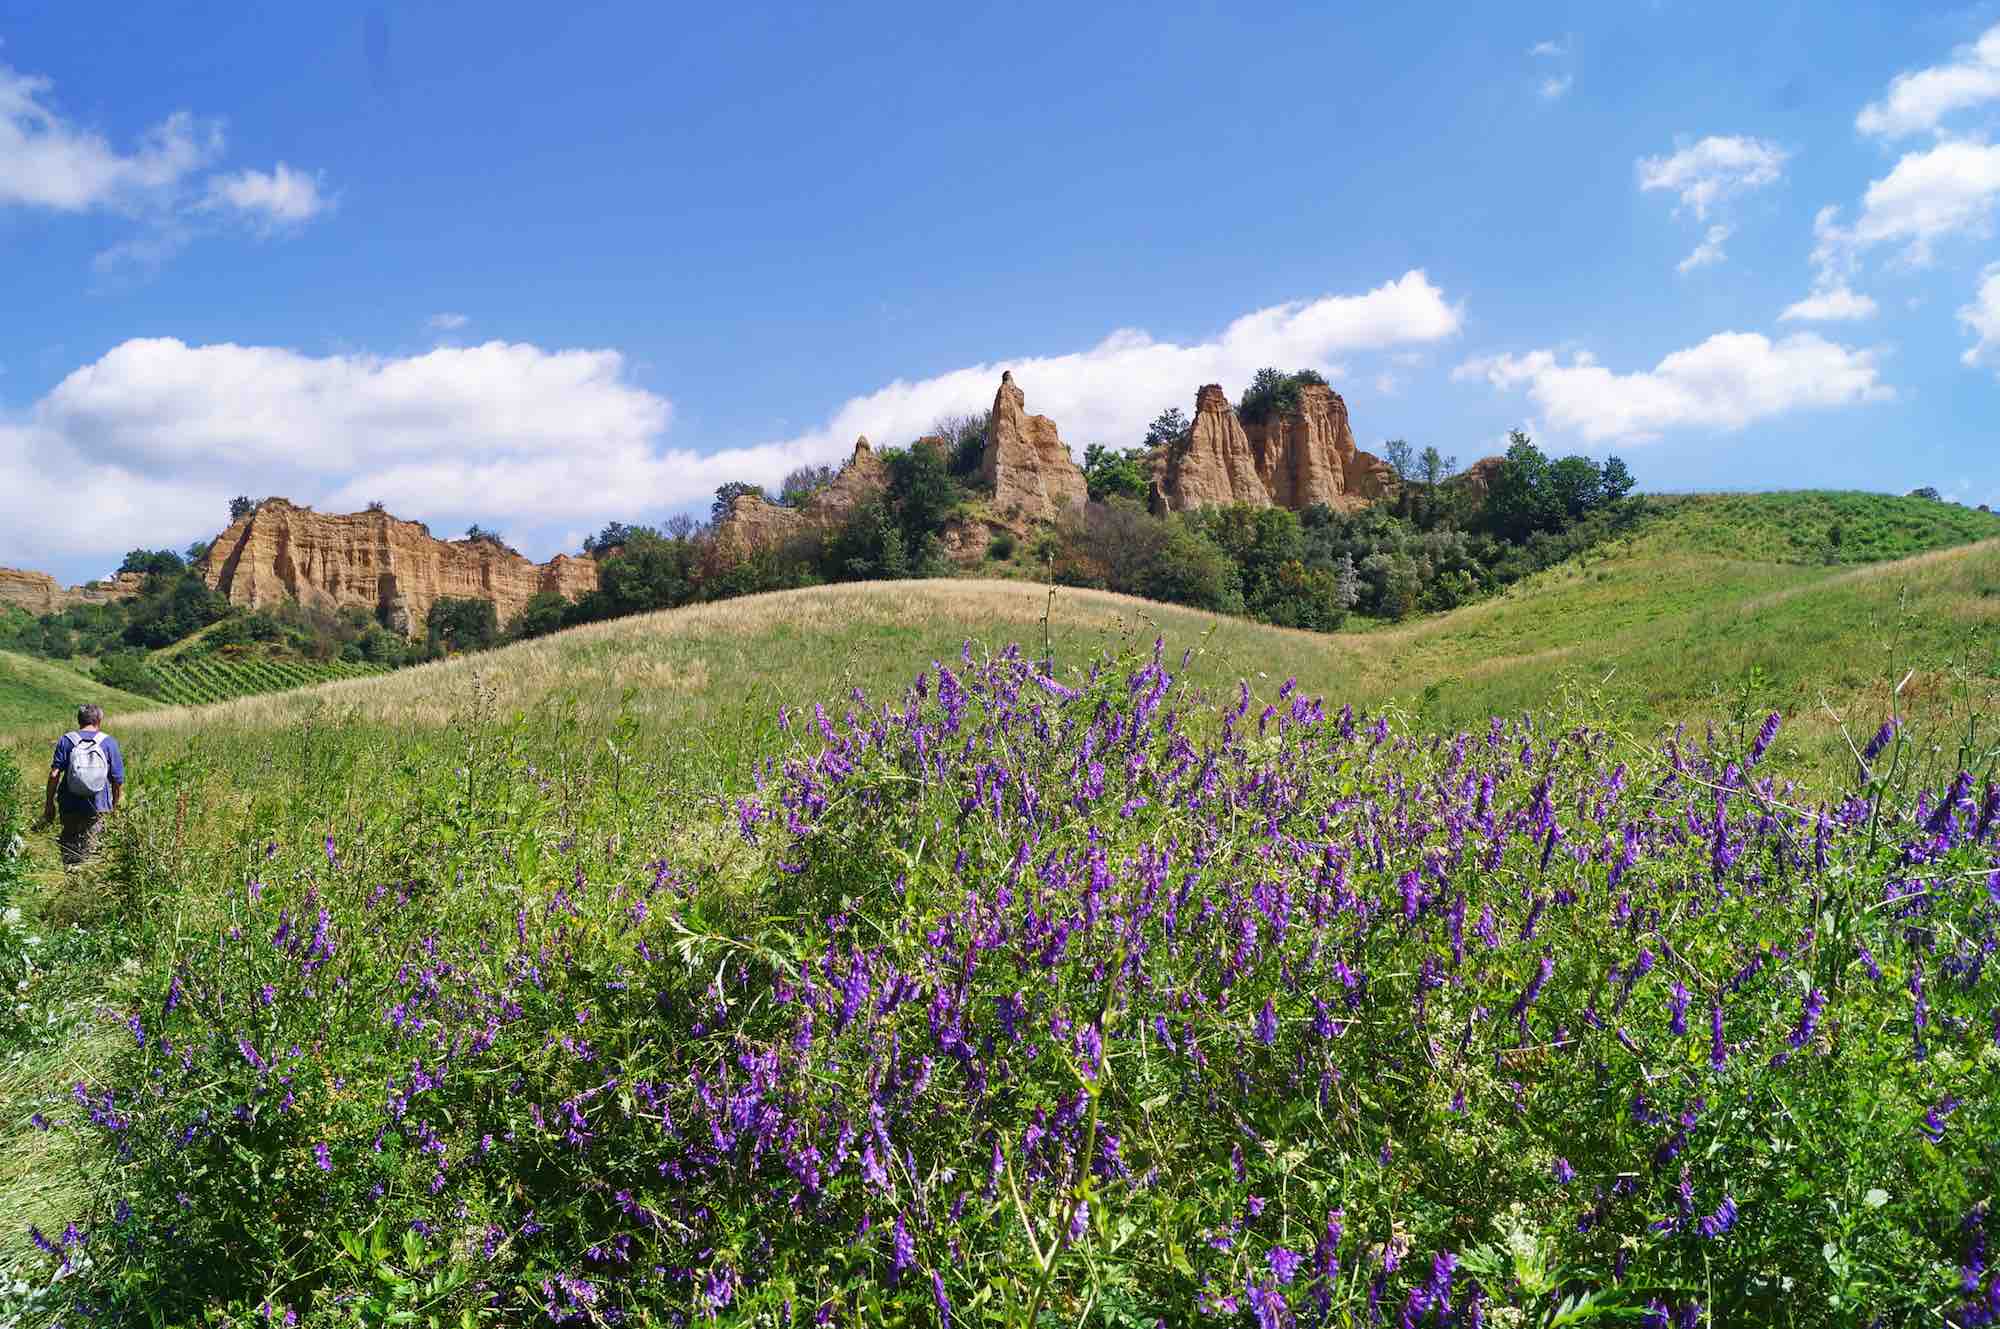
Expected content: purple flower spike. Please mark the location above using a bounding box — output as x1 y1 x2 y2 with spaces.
1254 999 1278 1048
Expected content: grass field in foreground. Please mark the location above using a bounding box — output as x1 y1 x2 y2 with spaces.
0 491 1997 1321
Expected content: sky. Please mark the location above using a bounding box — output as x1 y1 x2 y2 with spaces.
4 0 2000 582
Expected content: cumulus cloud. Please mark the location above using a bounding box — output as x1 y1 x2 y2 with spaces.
1453 331 1891 443
1960 265 2000 367
1636 135 1788 220
1856 23 2000 139
1811 140 2000 270
428 312 470 331
1529 38 1569 57
1677 224 1731 273
0 272 1464 570
0 64 221 211
1538 75 1573 102
201 162 330 226
1778 285 1880 322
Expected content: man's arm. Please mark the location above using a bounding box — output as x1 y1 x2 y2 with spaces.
41 768 59 826
108 778 122 814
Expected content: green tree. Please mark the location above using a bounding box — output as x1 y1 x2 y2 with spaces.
931 413 990 480
508 591 571 641
598 530 699 615
1083 444 1151 504
1143 406 1191 453
884 442 960 551
229 495 256 523
120 549 186 577
1599 456 1636 503
712 482 764 525
1547 455 1604 521
425 597 499 655
779 464 836 508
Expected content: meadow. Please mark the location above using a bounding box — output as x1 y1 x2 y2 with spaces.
0 492 1996 1326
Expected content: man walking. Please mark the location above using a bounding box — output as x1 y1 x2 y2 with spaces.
39 704 124 867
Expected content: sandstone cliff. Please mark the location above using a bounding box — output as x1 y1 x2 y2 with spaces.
981 371 1087 526
0 567 146 615
1153 381 1400 514
195 500 598 637
1448 455 1510 505
714 437 887 558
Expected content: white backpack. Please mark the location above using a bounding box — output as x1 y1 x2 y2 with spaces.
63 732 110 798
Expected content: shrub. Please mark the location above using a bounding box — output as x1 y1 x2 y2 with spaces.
92 648 163 698
987 532 1016 561
424 596 499 655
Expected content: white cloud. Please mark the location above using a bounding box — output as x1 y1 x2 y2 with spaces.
1677 224 1732 273
1539 75 1573 102
0 64 221 211
1778 285 1880 322
1453 331 1892 443
1529 38 1569 57
1811 140 2000 269
201 162 330 227
1636 135 1789 220
1856 23 2000 139
1960 264 2000 367
0 273 1464 569
428 312 470 331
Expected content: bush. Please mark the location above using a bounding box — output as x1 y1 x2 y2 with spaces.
92 648 163 698
987 532 1016 561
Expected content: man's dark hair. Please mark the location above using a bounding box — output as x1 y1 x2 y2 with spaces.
78 703 104 728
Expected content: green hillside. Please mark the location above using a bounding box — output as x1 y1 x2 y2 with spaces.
0 650 157 736
55 491 1996 796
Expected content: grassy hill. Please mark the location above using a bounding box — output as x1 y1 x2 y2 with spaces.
66 491 1998 794
0 650 157 736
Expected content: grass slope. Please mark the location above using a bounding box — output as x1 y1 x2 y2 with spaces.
0 650 156 737
82 492 2000 793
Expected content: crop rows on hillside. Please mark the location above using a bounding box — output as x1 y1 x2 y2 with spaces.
146 656 388 705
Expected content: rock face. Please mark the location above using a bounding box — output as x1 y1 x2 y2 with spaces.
1448 455 1510 505
980 371 1087 526
0 567 146 615
1154 381 1399 514
714 437 888 558
195 499 599 637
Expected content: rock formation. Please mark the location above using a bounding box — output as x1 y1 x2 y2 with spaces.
980 372 1087 526
1448 456 1510 505
1153 381 1400 514
195 499 598 637
0 567 146 615
714 437 888 557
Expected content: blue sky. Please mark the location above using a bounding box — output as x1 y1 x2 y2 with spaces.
5 0 2000 580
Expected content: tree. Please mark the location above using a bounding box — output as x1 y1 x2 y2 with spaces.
229 495 257 523
366 500 387 513
120 549 186 577
1418 446 1455 492
1143 407 1191 453
1547 455 1603 521
584 521 644 555
1083 444 1151 504
463 524 504 545
884 442 960 553
1909 486 1942 502
779 464 836 508
425 597 498 655
1380 440 1417 484
1599 456 1636 504
712 482 764 525
930 413 990 480
1481 433 1554 541
598 530 699 614
184 540 211 566
508 591 570 641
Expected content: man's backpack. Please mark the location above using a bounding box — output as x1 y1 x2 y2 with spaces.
63 732 110 798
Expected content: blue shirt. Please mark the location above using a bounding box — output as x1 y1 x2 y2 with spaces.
52 730 124 815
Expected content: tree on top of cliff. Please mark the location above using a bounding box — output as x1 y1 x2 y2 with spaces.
1143 406 1191 456
229 496 257 524
778 464 835 508
1238 368 1328 426
712 482 764 525
932 412 990 480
